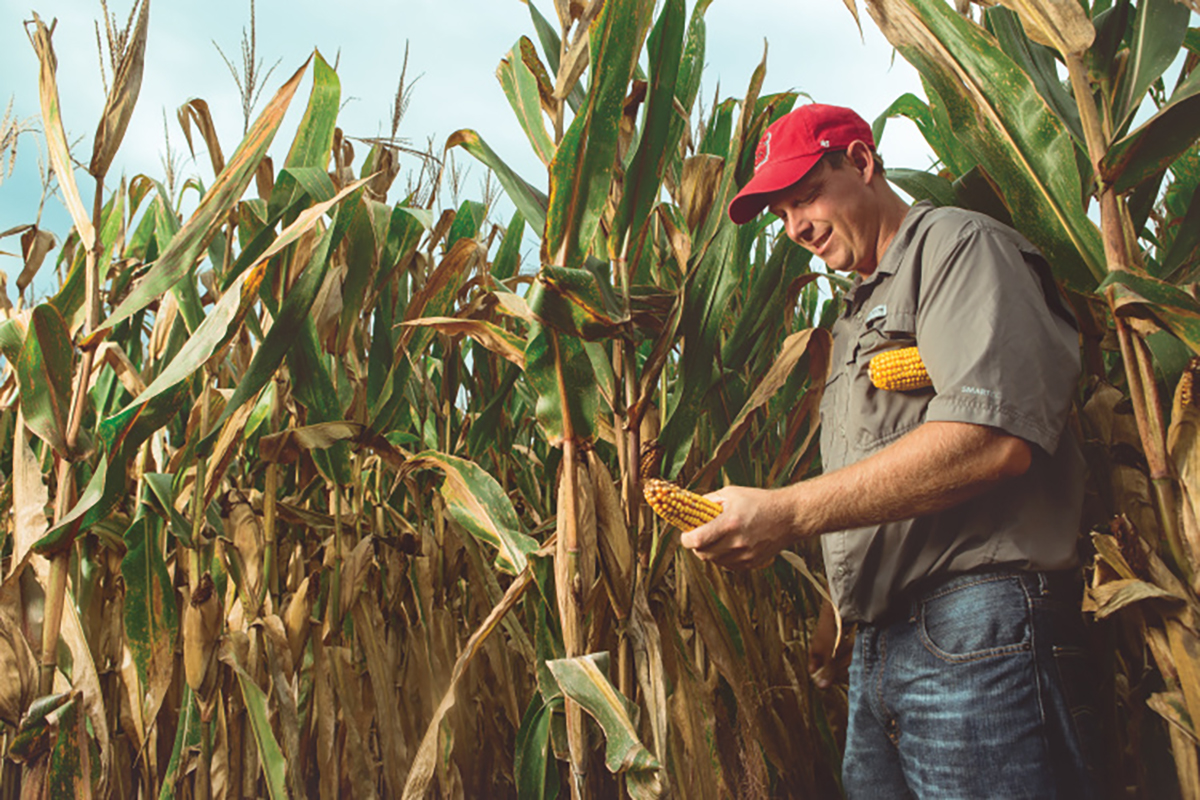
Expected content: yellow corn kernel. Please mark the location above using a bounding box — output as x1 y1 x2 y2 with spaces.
869 346 932 392
643 478 722 531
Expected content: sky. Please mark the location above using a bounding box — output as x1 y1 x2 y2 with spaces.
0 0 934 301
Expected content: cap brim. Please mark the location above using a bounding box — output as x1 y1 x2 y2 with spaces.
727 152 823 224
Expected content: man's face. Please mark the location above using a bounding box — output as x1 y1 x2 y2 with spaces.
766 150 879 276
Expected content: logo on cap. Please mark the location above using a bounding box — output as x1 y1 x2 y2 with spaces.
755 132 772 172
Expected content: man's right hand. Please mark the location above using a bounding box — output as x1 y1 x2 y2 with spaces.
808 598 852 689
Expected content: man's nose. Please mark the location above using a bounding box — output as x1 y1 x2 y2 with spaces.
785 214 809 244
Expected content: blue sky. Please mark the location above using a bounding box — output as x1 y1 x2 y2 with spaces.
0 0 932 301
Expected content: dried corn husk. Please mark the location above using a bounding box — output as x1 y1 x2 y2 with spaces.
183 572 222 699
0 601 37 726
283 576 314 664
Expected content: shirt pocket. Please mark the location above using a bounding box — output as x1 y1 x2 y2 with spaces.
848 310 930 451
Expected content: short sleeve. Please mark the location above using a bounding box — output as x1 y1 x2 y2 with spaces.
916 220 1079 454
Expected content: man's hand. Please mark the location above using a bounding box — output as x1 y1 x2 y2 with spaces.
679 485 801 570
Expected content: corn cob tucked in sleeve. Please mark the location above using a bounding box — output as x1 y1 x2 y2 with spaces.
868 346 932 392
643 478 722 531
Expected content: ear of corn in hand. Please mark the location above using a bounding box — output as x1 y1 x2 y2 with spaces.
869 346 932 392
643 478 722 531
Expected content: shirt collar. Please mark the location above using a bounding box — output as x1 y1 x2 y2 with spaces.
842 201 935 308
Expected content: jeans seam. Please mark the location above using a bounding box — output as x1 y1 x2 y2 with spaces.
874 631 899 746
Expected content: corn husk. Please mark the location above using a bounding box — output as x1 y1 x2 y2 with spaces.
183 572 222 697
0 603 37 727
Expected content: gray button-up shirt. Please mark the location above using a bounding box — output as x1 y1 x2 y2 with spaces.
819 201 1084 624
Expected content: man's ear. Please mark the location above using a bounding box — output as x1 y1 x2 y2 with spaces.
847 140 875 182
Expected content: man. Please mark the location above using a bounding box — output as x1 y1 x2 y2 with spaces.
680 103 1097 798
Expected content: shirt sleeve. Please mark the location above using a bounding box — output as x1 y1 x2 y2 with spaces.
915 218 1080 455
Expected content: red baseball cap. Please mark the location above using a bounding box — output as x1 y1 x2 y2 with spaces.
728 103 875 224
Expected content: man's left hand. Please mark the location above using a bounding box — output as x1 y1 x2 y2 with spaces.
679 485 799 570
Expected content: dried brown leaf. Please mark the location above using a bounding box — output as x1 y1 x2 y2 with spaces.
680 154 724 232
90 0 150 178
177 97 226 176
94 341 146 396
11 409 49 576
17 227 55 295
1090 577 1184 619
0 570 37 727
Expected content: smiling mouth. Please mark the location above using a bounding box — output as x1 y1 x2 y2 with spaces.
810 230 831 255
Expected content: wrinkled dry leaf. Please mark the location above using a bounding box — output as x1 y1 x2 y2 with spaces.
993 0 1094 55
18 227 55 295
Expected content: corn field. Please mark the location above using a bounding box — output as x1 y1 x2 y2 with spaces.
0 0 1199 798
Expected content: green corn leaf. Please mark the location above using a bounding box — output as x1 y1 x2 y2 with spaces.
952 165 1016 227
89 56 312 343
546 653 663 798
986 6 1084 144
722 234 815 372
1102 68 1200 195
35 381 191 553
543 0 655 269
524 323 599 445
370 239 485 433
446 200 487 250
120 514 177 725
871 0 1104 291
145 180 205 333
493 211 527 281
515 695 561 800
447 129 548 232
403 451 538 575
143 473 194 547
886 168 959 207
16 303 73 456
0 317 25 366
695 328 832 489
197 201 347 456
226 168 337 291
283 50 339 171
46 694 87 798
157 688 200 800
609 0 688 263
1163 181 1200 283
498 38 557 166
379 203 428 289
123 176 367 436
335 197 384 353
1101 270 1200 355
226 649 289 800
529 264 628 341
659 223 739 479
1113 0 1189 129
288 324 351 485
873 93 936 150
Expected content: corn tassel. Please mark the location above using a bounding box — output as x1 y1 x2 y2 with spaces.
869 346 932 392
643 478 722 531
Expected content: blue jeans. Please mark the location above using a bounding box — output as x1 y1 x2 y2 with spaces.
842 570 1099 799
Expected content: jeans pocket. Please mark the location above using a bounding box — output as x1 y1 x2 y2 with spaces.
919 575 1032 662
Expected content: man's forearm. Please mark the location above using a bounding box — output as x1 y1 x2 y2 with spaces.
680 421 1032 569
781 420 1031 540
